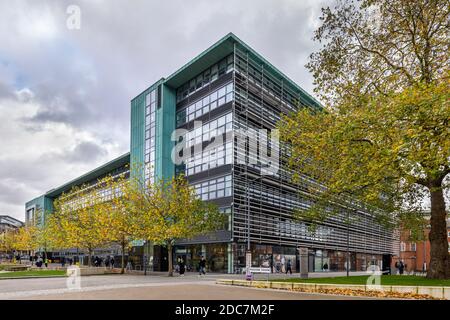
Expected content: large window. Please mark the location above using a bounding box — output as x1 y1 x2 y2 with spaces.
193 175 232 200
26 208 35 224
145 89 157 184
181 113 233 148
176 54 234 102
185 142 233 176
176 82 233 125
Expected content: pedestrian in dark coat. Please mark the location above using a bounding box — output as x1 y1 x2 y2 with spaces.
198 256 206 276
179 259 185 276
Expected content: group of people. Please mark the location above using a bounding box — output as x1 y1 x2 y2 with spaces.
395 260 407 274
176 256 207 276
31 255 49 268
59 257 75 267
93 256 115 268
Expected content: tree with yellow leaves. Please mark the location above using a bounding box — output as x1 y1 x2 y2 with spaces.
52 183 111 267
284 0 450 279
129 174 225 276
0 229 18 262
99 173 140 273
279 81 449 279
16 225 38 254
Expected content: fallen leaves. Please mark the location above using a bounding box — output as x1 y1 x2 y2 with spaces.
289 287 439 300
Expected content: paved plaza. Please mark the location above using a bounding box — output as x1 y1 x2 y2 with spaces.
0 273 375 300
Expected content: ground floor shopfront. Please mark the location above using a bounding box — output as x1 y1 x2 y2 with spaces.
171 242 391 274
45 242 391 274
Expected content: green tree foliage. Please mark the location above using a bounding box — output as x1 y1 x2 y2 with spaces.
307 0 449 107
280 80 449 278
51 184 111 266
288 0 450 279
128 174 225 276
99 173 140 273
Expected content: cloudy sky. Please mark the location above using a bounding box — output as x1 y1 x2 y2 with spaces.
0 0 330 221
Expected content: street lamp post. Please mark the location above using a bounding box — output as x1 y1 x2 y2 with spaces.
144 240 147 276
245 175 260 279
346 210 350 277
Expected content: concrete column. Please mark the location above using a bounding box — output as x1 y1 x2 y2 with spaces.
298 247 308 278
227 243 233 274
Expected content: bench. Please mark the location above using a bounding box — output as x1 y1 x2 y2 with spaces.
1 265 29 272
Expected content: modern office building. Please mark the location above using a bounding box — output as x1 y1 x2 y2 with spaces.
26 33 398 273
0 215 24 233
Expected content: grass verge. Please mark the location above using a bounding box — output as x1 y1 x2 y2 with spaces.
0 270 66 279
277 275 450 286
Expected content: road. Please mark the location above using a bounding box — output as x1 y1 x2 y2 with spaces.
0 273 376 300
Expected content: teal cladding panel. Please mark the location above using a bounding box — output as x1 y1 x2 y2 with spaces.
130 91 146 184
155 83 176 181
165 32 322 110
25 195 53 226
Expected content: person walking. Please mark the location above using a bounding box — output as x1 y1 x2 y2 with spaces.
44 257 48 268
61 256 66 267
36 256 43 268
285 259 292 275
110 257 115 269
399 261 405 275
179 259 185 276
198 256 206 276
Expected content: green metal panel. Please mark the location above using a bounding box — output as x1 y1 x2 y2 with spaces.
45 153 130 198
155 83 176 181
25 195 53 226
130 91 146 184
165 32 322 110
130 79 165 184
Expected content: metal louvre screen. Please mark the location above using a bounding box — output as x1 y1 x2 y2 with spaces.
231 46 397 255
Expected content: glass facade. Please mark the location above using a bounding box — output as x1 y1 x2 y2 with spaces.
144 89 157 184
27 34 396 274
176 82 234 125
176 54 234 103
193 175 232 201
174 243 229 273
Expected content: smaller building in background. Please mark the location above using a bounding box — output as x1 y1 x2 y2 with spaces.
392 215 450 273
0 215 24 233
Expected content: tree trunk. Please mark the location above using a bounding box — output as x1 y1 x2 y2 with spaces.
427 186 449 279
121 240 125 274
88 249 92 267
167 243 173 277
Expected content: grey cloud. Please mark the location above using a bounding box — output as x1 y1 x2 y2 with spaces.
37 140 109 164
0 180 33 206
0 0 331 221
66 141 108 163
0 81 15 100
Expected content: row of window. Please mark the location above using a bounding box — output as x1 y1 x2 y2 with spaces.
145 89 157 184
179 113 233 148
235 50 300 110
185 142 233 176
194 175 232 201
400 242 417 252
176 82 234 125
176 54 234 102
